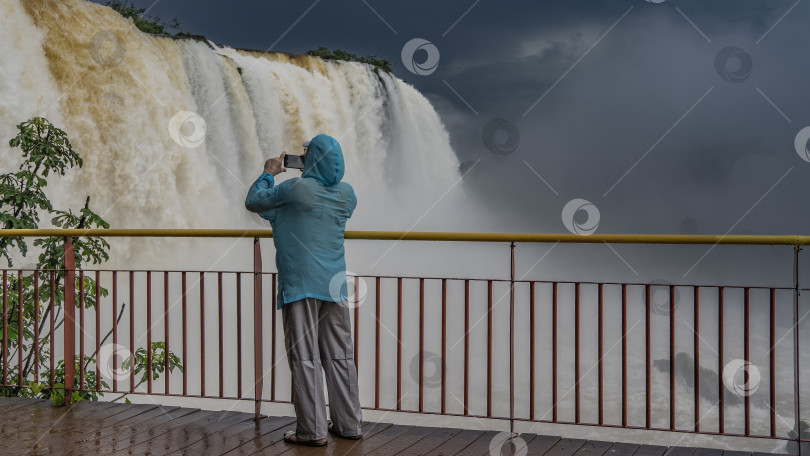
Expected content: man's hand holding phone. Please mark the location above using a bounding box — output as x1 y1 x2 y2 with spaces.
264 151 286 176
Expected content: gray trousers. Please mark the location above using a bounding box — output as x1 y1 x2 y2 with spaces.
282 297 362 440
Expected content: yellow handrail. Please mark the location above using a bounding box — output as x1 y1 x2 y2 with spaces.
0 229 807 245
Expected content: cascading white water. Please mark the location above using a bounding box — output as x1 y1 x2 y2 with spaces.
2 0 464 269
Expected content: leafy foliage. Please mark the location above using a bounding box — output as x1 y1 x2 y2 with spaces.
104 1 182 35
306 47 393 73
0 117 182 406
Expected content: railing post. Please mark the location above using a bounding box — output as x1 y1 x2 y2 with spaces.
253 238 263 421
509 241 515 436
794 245 803 455
63 237 75 406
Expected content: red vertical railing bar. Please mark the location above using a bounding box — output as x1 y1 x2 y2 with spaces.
419 279 425 413
463 279 469 416
552 282 558 423
598 283 604 426
34 271 40 386
744 287 751 436
718 286 725 434
375 277 381 410
509 242 515 434
354 277 359 370
218 272 224 398
181 272 188 397
487 279 493 418
669 285 675 431
575 282 580 424
112 271 118 392
236 273 243 398
146 271 152 394
271 275 276 402
419 277 425 413
694 287 700 433
17 269 23 387
49 271 55 387
622 283 628 427
200 271 205 397
95 270 100 391
253 238 263 420
63 237 76 404
164 271 170 395
2 270 6 386
645 284 651 428
140 272 154 394
770 288 776 437
792 246 802 449
78 269 84 390
397 277 403 411
529 282 535 421
441 278 446 415
129 271 134 394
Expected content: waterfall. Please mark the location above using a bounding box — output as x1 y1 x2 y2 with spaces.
2 0 463 267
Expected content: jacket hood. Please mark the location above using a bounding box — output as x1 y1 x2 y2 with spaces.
301 134 344 186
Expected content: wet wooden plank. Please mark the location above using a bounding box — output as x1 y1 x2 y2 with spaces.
664 448 696 456
722 452 753 456
69 405 184 453
27 403 161 455
363 425 438 455
317 424 412 456
574 440 614 455
633 446 668 456
0 399 87 449
222 417 298 455
420 429 485 456
169 415 295 455
453 430 504 456
118 410 253 454
544 438 588 456
526 435 562 455
95 407 204 454
283 421 391 456
0 397 29 407
605 442 641 456
394 427 463 456
692 449 723 456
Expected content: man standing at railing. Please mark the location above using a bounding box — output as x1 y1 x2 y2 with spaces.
245 134 361 447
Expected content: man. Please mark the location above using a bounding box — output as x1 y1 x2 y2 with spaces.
245 134 361 447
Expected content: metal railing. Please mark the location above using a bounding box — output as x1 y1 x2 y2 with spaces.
0 229 806 452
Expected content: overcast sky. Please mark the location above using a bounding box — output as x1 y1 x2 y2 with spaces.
89 0 810 240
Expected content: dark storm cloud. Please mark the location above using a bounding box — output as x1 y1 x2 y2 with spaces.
89 0 810 240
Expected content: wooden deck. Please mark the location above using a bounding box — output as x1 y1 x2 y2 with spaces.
0 397 785 455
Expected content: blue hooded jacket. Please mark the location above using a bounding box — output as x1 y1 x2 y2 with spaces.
245 134 357 309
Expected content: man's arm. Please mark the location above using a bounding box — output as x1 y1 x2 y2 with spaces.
245 152 287 216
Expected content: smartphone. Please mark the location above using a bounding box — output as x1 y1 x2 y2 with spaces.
283 154 305 170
